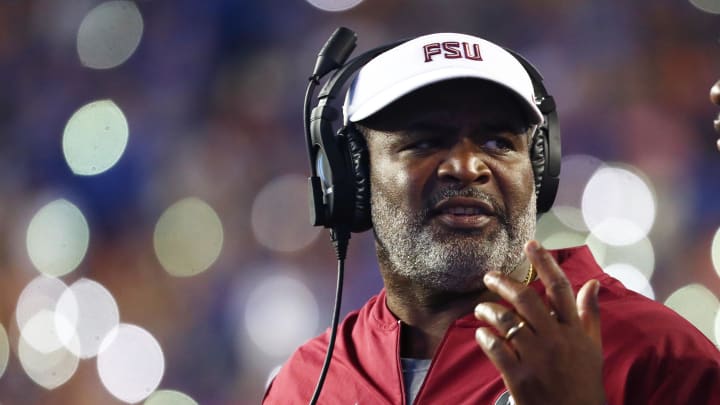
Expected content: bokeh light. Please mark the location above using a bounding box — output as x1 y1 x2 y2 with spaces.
15 276 67 352
664 284 719 344
603 263 655 300
144 390 198 405
304 0 364 12
588 235 656 280
690 0 720 14
244 275 319 358
26 199 89 277
251 174 322 253
20 309 73 354
154 197 224 277
581 166 656 246
18 334 79 389
63 99 129 176
535 210 588 249
77 0 144 69
552 154 606 232
711 226 720 279
97 324 165 404
55 278 120 358
0 323 10 379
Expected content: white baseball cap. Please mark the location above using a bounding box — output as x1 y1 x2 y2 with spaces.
343 32 543 125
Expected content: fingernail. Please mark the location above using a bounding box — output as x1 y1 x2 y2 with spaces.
592 280 601 311
526 240 540 253
475 328 487 345
483 271 500 284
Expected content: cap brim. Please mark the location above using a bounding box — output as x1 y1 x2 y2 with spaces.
347 67 543 125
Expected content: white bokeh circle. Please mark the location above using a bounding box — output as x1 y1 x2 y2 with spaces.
97 324 165 404
581 166 656 246
26 199 89 276
77 0 144 69
251 174 322 253
63 99 129 176
304 0 363 12
244 275 319 357
55 278 120 358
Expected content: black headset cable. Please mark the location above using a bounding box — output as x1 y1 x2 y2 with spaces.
308 227 350 405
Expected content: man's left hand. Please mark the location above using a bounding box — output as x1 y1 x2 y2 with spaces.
473 240 606 405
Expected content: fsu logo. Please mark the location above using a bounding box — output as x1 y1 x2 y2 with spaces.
423 41 483 62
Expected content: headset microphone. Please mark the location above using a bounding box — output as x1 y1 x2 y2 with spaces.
311 27 356 78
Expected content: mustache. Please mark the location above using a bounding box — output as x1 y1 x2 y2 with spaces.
424 187 509 225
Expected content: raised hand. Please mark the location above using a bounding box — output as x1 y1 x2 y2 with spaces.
474 240 605 405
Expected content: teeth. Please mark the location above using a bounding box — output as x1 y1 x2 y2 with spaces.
444 207 484 215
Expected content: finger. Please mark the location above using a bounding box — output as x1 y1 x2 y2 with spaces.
576 279 602 348
474 302 534 338
525 240 579 325
711 80 720 134
475 327 520 371
710 79 720 105
482 271 555 335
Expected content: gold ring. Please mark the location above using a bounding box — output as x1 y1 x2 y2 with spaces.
504 320 527 341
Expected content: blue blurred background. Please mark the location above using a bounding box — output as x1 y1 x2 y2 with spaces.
1 1 719 404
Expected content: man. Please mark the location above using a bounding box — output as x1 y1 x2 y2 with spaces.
264 32 720 404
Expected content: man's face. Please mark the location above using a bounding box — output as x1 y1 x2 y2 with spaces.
361 79 537 293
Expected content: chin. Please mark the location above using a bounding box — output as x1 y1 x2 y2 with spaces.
411 262 489 292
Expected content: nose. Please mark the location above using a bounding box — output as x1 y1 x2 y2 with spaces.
437 137 491 186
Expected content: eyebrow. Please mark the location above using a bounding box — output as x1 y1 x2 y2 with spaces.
401 120 528 136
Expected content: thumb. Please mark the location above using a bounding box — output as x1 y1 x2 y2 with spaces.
576 279 602 348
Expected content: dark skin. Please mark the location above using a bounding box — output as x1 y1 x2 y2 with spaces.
711 80 720 144
362 80 536 358
360 79 605 404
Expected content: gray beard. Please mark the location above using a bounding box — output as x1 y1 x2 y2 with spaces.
372 186 536 293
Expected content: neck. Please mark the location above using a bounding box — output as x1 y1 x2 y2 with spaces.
383 256 533 359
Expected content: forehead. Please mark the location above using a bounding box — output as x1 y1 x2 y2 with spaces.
359 79 532 132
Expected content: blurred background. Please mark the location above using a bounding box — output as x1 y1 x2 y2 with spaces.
0 0 719 404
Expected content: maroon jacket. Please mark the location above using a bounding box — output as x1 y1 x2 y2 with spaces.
264 246 720 404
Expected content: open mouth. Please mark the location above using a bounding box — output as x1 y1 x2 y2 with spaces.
431 197 496 229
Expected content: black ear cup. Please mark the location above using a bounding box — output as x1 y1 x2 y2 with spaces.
342 125 373 232
532 108 560 214
503 48 560 215
530 129 547 201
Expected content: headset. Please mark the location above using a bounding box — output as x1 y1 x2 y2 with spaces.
305 27 561 237
301 27 561 404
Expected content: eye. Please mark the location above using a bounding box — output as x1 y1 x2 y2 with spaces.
483 137 515 152
409 139 438 150
401 136 444 153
